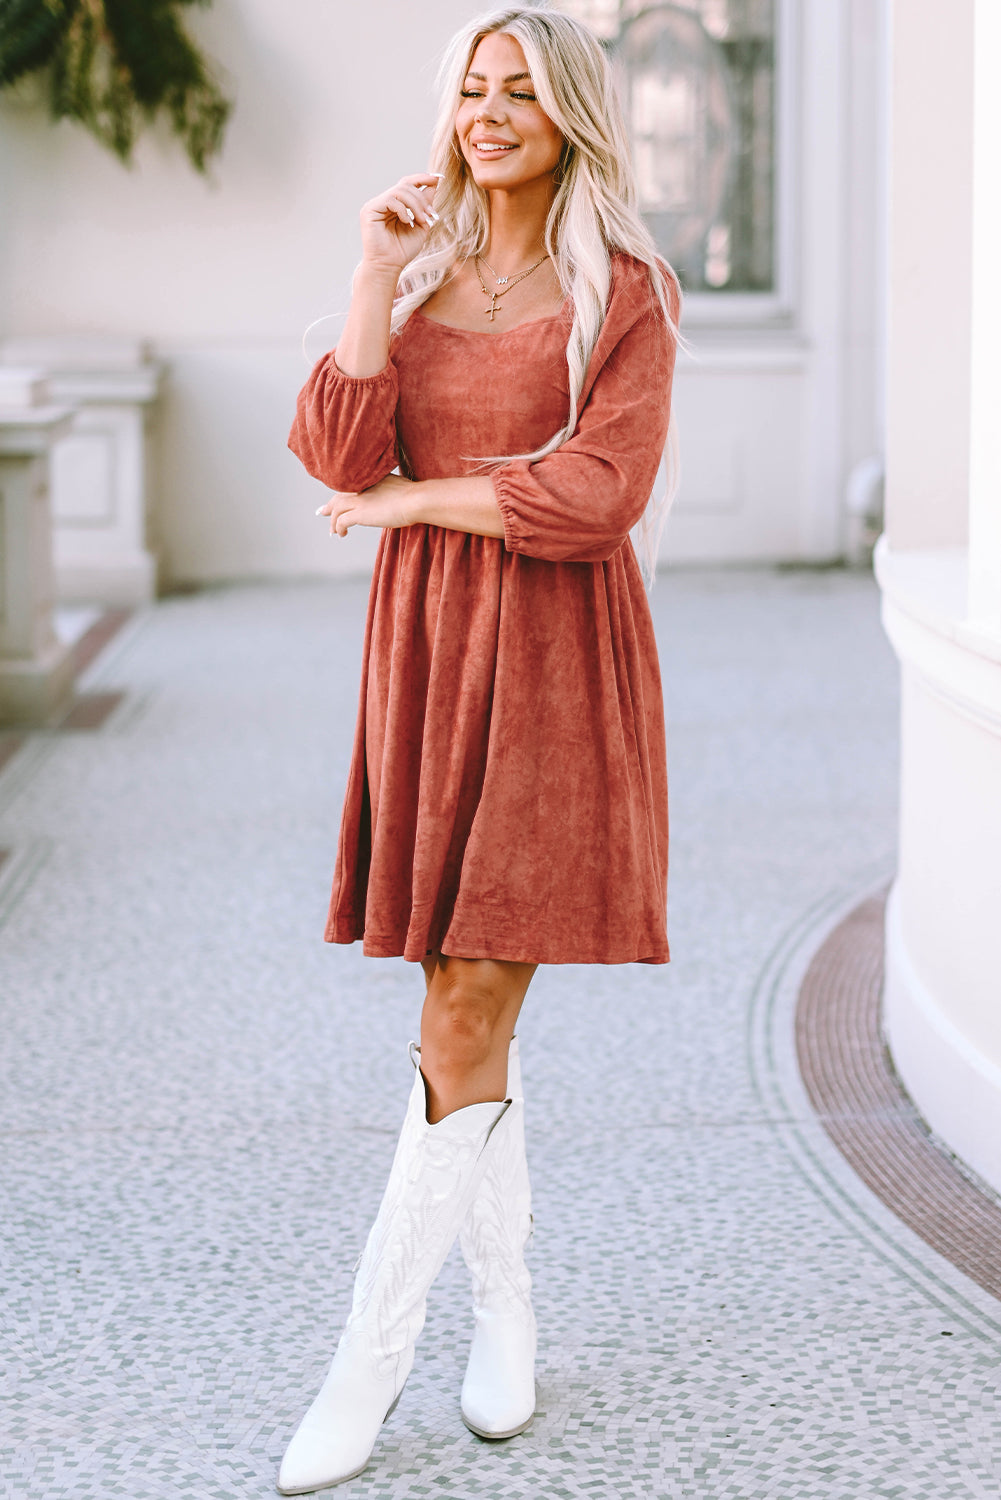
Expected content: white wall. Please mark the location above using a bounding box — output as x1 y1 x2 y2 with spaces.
0 0 479 586
0 0 885 584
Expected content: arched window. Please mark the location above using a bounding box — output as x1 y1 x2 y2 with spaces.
558 0 777 297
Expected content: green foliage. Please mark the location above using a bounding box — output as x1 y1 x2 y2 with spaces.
0 0 73 84
0 0 231 172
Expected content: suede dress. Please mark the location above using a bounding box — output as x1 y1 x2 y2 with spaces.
288 252 678 965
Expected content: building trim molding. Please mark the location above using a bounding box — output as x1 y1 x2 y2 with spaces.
875 536 1001 733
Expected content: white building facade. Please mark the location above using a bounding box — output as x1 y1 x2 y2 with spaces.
0 0 885 584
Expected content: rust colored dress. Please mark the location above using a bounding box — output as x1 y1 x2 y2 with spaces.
289 252 678 965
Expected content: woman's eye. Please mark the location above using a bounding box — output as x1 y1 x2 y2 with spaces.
459 88 536 101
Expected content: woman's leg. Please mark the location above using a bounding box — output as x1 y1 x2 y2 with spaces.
419 954 537 1121
416 956 540 1440
277 954 532 1493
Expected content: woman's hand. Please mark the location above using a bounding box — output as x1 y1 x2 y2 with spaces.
360 174 441 275
317 474 419 537
335 173 441 376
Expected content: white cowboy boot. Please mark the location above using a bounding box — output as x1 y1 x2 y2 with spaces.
277 1046 510 1494
459 1036 537 1440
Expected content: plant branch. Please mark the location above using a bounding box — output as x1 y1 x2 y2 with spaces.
0 0 231 172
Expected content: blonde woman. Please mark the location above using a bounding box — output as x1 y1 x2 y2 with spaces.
279 5 681 1492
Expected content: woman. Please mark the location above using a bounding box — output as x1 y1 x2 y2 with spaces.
279 5 681 1492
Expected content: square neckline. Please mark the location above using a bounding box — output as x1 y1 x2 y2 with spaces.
411 301 571 338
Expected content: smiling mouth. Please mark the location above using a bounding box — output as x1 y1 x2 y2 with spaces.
472 142 519 155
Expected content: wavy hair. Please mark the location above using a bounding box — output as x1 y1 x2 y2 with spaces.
391 3 682 584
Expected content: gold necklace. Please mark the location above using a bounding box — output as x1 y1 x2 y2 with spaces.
474 252 550 322
477 250 548 285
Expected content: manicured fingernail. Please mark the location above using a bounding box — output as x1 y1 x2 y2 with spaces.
315 505 325 515
426 209 440 224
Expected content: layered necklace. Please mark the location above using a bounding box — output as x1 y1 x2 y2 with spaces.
474 251 550 322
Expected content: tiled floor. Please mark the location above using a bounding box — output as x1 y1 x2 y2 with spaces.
2 570 1000 1500
797 891 1001 1304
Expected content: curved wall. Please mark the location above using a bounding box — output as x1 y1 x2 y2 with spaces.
877 540 1001 1194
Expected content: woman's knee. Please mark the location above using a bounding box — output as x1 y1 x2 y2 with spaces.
421 961 511 1071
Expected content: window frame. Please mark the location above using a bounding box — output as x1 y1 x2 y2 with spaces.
669 0 799 329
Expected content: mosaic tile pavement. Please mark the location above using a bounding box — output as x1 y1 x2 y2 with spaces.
2 569 1001 1500
797 891 1001 1303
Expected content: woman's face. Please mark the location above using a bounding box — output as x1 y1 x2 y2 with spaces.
455 32 565 193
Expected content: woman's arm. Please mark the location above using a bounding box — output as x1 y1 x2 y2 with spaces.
288 173 441 490
411 476 505 536
334 173 440 377
318 474 505 539
492 278 676 562
332 267 400 378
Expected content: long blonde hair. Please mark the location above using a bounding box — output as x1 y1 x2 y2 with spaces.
392 3 682 584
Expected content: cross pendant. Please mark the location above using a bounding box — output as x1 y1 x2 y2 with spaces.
485 294 499 321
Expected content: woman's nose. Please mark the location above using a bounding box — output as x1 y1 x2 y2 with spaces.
476 94 506 123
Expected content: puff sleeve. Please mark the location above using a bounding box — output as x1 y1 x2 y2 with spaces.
491 265 677 564
288 351 400 493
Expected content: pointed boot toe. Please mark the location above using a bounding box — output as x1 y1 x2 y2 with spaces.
277 1339 407 1494
460 1306 537 1439
277 1426 369 1495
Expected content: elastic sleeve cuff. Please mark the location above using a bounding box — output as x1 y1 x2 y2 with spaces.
491 469 533 556
329 352 398 387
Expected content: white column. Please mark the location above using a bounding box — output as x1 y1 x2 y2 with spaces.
877 0 1001 1195
0 373 75 724
883 0 973 550
968 0 1001 632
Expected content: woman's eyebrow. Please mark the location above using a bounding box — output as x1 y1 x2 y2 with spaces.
465 71 533 83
